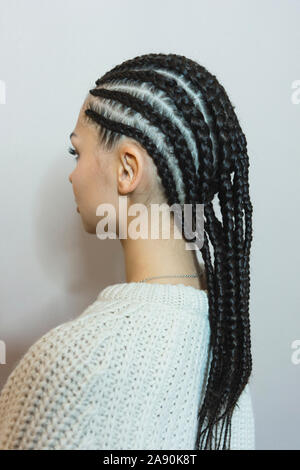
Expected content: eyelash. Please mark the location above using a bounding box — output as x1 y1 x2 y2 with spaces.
68 146 79 160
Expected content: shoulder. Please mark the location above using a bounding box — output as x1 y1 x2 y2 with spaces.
1 298 119 391
0 299 118 449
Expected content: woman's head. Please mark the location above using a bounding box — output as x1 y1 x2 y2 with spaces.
69 96 166 233
68 52 253 450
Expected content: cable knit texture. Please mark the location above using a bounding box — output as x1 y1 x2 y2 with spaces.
0 281 255 450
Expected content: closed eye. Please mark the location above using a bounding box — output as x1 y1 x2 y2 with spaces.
68 146 79 160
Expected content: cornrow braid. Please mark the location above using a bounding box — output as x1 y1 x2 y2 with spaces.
82 53 253 450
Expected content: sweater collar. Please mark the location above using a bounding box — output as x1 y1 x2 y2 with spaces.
97 281 208 316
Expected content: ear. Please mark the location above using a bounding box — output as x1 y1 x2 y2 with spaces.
117 147 143 195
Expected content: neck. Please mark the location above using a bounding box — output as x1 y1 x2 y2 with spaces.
119 221 206 290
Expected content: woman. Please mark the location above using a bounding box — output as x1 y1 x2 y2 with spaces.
0 53 255 450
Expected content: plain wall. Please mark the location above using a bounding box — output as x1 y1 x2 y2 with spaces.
0 0 299 450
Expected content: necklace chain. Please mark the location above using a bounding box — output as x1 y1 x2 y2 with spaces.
138 273 198 283
138 266 204 283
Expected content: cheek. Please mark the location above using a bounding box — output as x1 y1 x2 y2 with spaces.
95 160 115 202
74 157 115 208
79 163 108 207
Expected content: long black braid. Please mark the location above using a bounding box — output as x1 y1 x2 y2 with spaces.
82 53 253 450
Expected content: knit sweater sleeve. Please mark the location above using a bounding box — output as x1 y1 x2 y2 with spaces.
0 310 113 450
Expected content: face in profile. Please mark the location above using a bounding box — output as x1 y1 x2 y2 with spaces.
68 101 120 234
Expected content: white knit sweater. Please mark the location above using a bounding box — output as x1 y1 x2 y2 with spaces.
0 281 255 450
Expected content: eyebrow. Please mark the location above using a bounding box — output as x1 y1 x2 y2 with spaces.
69 132 77 140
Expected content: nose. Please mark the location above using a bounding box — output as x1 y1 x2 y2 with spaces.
69 173 72 184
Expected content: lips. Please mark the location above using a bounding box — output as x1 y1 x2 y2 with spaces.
77 206 80 213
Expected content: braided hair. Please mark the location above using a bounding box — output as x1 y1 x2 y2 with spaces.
82 53 253 450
